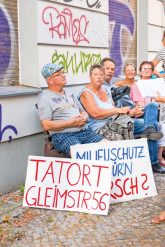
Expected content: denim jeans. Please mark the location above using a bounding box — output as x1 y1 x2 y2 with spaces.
144 102 159 129
133 102 159 165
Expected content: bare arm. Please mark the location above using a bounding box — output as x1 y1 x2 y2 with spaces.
41 113 87 132
154 96 165 103
80 90 130 119
114 80 126 87
152 58 165 78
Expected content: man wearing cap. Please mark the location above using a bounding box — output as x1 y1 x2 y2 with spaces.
38 63 103 156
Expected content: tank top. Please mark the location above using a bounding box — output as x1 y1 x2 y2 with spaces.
79 87 114 131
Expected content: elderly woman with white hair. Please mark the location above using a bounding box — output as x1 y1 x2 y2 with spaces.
114 62 165 174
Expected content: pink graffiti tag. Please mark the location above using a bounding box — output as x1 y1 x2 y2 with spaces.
42 6 89 45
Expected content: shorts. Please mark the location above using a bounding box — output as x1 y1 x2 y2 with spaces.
51 129 103 155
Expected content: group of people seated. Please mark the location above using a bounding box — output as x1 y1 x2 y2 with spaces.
38 58 165 176
38 32 165 224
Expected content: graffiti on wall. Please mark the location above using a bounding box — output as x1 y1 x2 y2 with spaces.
0 104 18 142
42 7 89 45
109 0 135 76
54 0 107 11
0 6 11 80
38 1 108 47
86 0 101 8
38 1 109 86
38 45 108 86
63 0 101 8
51 50 102 74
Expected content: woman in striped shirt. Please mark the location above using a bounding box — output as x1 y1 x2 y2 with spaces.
152 30 165 78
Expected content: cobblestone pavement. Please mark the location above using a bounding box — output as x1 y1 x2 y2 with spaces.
0 174 164 247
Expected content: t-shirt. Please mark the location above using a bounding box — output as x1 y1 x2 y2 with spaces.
38 89 86 134
130 83 144 102
152 70 165 79
155 48 165 67
130 83 147 106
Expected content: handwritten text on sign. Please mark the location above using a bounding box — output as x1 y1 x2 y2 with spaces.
23 157 112 215
71 139 157 204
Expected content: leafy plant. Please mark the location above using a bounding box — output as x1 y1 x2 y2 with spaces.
19 184 25 193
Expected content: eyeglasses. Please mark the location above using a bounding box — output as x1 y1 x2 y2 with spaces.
141 67 152 71
51 71 67 79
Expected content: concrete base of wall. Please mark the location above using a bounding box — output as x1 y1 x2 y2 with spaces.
0 133 44 194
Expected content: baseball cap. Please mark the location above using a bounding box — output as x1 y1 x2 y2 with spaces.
41 63 64 79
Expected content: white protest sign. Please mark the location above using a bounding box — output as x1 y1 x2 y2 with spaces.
136 78 165 98
71 138 157 204
23 156 112 215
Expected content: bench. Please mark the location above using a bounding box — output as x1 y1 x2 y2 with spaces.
43 133 70 158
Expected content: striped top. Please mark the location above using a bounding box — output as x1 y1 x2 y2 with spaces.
155 48 165 66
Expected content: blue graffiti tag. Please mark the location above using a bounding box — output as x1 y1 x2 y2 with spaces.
0 104 18 142
109 0 134 76
0 7 11 80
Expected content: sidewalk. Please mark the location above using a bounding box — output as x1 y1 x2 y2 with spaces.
0 173 164 247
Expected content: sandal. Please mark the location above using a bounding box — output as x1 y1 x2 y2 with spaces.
152 211 165 224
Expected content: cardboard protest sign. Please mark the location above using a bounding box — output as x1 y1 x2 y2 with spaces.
23 156 112 215
136 78 165 98
71 138 157 204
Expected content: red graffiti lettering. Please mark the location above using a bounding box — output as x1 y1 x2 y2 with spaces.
42 6 89 45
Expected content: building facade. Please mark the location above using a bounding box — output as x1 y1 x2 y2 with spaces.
0 0 164 193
